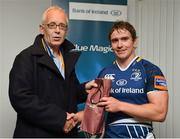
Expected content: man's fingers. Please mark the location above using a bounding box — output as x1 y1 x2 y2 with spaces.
63 118 78 133
66 112 75 120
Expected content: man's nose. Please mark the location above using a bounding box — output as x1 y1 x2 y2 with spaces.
117 39 123 47
54 26 61 33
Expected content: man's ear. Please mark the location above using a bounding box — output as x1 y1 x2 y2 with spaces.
39 24 44 35
133 38 138 48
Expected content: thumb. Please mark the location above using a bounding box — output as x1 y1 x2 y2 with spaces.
66 112 75 120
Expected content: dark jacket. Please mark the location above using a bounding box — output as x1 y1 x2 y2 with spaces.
9 34 87 138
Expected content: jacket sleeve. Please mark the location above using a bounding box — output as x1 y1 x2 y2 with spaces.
9 52 67 134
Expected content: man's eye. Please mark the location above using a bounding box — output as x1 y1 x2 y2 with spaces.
60 23 66 28
121 37 129 41
49 23 56 26
111 38 118 43
49 25 54 27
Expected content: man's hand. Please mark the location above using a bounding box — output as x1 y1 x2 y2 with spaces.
63 113 76 133
73 111 84 123
97 96 121 113
85 80 98 90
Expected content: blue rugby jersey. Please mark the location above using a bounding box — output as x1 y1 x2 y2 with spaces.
98 56 168 138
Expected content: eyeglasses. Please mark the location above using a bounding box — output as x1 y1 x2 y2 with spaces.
43 22 68 31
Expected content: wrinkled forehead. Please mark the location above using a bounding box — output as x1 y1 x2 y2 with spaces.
44 9 68 24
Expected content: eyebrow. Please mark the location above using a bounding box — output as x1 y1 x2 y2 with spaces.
111 36 130 42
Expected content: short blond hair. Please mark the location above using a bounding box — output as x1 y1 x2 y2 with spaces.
41 5 68 24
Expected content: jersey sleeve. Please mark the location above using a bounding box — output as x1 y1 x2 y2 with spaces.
144 62 168 92
97 68 106 78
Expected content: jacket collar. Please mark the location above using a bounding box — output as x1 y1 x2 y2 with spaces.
31 34 81 78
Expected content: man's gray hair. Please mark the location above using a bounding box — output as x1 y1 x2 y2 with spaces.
41 5 68 24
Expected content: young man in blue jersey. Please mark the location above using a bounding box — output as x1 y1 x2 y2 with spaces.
96 21 169 138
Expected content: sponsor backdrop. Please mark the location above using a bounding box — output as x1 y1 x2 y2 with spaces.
52 0 127 83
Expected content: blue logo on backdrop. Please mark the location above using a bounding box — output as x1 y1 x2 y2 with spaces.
110 10 122 16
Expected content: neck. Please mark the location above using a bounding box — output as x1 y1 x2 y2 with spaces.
51 47 60 58
42 38 60 57
52 46 58 52
116 54 136 69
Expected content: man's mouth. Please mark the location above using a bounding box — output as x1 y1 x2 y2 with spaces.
53 37 61 40
116 49 126 53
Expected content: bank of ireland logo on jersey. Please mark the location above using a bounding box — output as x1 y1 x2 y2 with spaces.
116 79 127 86
130 69 142 81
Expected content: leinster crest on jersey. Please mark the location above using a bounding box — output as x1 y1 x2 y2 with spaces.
130 69 142 81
